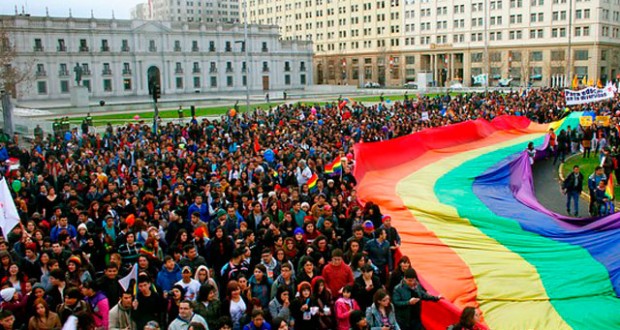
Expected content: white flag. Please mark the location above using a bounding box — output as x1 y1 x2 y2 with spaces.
118 263 138 292
0 178 20 241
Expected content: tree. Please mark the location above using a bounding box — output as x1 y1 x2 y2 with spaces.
519 50 531 87
0 20 32 97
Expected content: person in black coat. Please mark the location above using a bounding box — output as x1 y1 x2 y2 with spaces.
352 265 382 312
562 165 584 216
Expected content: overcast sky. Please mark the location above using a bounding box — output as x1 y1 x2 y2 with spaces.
1 0 144 19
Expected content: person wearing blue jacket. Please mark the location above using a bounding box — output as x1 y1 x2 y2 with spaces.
188 195 212 223
0 143 8 163
156 256 182 294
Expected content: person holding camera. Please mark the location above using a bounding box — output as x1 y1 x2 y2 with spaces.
392 269 442 330
365 289 400 330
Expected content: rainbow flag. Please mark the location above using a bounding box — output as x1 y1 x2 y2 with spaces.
307 173 318 193
324 157 343 176
354 112 620 330
606 175 614 201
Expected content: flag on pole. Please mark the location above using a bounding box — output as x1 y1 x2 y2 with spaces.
324 157 343 176
606 175 614 200
582 76 587 86
597 79 603 88
119 263 139 293
572 75 579 89
0 178 20 241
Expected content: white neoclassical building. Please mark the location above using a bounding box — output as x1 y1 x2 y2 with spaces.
2 13 313 101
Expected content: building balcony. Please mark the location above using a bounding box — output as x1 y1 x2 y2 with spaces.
284 67 291 72
175 68 184 74
82 69 92 76
101 46 110 52
300 66 306 72
102 69 112 76
193 68 201 74
79 46 89 52
57 45 67 52
123 69 132 75
226 67 233 73
225 47 232 52
262 47 268 52
149 46 157 52
262 67 270 73
174 46 182 52
59 70 70 77
121 46 130 52
35 71 47 77
209 68 217 74
209 47 216 52
33 46 44 52
192 47 200 52
242 67 247 73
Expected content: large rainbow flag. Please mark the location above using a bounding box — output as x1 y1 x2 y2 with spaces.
354 112 620 330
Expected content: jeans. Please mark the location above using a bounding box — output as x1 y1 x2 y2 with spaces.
566 190 580 214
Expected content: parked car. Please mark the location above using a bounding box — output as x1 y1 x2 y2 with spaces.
364 82 381 88
403 81 418 89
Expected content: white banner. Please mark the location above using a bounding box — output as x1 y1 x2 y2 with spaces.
119 263 138 292
0 178 20 240
565 84 617 106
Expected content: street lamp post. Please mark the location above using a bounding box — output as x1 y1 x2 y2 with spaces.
567 0 573 87
243 0 250 113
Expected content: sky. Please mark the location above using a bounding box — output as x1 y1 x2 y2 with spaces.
0 0 144 20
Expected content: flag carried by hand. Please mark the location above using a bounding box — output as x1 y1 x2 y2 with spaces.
307 173 319 193
0 178 20 241
119 263 139 294
324 157 343 177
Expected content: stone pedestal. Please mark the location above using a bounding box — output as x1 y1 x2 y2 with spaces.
70 86 89 107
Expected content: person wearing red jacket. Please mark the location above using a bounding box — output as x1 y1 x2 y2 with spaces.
321 249 354 298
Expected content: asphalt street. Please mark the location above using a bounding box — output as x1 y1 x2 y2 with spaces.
532 156 589 217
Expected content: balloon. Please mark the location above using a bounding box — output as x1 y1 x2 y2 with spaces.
311 107 317 115
318 119 324 126
133 115 140 120
125 214 135 227
229 109 236 117
11 180 21 193
264 149 275 163
386 99 392 104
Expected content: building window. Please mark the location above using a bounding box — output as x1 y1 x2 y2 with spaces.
471 53 483 63
176 77 183 89
210 76 217 87
285 74 291 85
123 63 132 75
193 62 200 73
262 62 269 72
57 39 66 51
575 50 589 61
34 38 43 51
209 41 216 52
194 77 201 88
149 40 157 52
210 62 217 73
121 39 130 52
175 62 183 74
192 40 199 51
262 42 268 52
226 62 233 73
103 79 112 92
83 80 91 92
79 39 89 52
551 50 565 61
300 62 306 71
59 63 69 77
37 81 47 94
124 79 132 91
175 40 182 51
225 41 232 52
300 74 306 85
102 63 112 75
227 76 233 87
242 75 247 86
101 39 109 52
60 81 69 93
530 51 543 61
285 62 291 72
574 66 588 78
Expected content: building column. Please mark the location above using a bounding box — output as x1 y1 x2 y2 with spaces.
463 53 471 87
432 54 438 86
138 61 143 94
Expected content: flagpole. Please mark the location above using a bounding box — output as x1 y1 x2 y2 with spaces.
567 0 573 87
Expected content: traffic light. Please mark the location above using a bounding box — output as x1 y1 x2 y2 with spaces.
153 84 161 101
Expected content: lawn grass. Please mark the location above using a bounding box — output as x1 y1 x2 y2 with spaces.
562 153 620 197
67 91 464 126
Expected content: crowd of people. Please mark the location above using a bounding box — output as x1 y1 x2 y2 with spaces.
0 88 617 330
